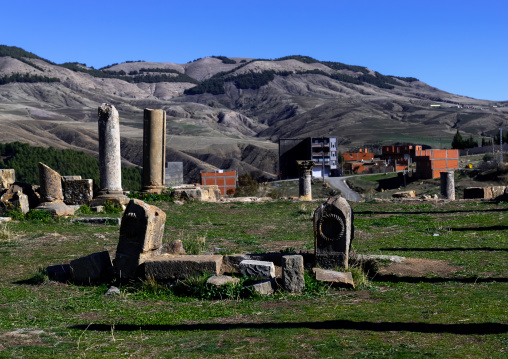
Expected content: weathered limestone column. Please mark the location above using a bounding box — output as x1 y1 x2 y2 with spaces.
35 163 74 216
297 160 315 201
440 171 455 200
92 103 128 206
141 109 166 193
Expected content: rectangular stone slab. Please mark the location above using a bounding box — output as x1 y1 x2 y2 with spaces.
239 260 275 279
141 255 223 281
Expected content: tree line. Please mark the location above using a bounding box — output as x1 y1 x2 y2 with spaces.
0 142 142 191
0 73 60 85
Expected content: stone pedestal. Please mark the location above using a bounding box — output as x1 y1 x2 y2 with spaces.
297 160 315 201
35 163 74 216
92 103 128 206
114 199 166 280
440 171 455 200
313 196 353 269
141 109 166 194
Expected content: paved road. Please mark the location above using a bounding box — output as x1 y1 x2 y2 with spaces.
324 176 362 201
325 172 402 201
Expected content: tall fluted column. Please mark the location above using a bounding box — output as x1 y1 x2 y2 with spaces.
141 109 166 194
92 103 128 207
297 160 315 201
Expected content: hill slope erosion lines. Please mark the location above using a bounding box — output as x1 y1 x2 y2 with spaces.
0 46 507 182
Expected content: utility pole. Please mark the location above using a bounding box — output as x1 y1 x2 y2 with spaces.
500 128 503 164
321 138 325 180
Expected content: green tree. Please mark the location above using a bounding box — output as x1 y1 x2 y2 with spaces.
451 130 464 149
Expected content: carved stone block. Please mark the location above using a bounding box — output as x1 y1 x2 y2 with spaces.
313 196 353 269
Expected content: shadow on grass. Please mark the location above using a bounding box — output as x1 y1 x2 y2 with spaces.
379 247 508 252
70 320 508 335
371 274 508 284
356 208 507 216
449 226 508 231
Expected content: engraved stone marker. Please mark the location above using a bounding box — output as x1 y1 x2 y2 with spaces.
313 195 354 269
141 109 166 194
282 255 305 293
114 199 166 280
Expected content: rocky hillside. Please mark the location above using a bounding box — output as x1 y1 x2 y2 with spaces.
1 46 507 182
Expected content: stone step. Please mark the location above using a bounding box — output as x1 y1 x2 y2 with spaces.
141 255 223 281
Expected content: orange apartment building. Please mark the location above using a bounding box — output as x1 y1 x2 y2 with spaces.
201 170 237 195
414 149 459 179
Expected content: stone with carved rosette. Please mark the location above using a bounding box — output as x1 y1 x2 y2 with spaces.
313 195 354 269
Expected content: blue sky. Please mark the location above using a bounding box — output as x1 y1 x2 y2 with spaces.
2 0 507 101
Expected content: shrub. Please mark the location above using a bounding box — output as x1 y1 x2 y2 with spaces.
25 209 53 222
103 201 123 214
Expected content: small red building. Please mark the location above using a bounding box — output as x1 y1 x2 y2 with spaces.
201 170 237 195
343 148 374 162
414 149 459 179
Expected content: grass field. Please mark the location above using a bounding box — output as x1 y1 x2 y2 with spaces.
0 198 507 358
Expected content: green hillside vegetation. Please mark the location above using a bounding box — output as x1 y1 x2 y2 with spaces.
0 45 52 63
59 62 198 84
0 73 60 85
0 142 142 190
211 55 236 64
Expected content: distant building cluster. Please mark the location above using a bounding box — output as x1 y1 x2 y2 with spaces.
279 139 459 180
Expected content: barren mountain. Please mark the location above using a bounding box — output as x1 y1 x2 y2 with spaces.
0 46 507 182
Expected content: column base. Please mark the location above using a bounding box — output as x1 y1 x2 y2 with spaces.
315 253 348 270
140 186 166 194
90 193 130 209
35 201 75 217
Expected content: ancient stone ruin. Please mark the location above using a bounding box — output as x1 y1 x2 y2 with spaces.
114 199 166 280
43 194 367 295
297 160 315 201
35 163 74 216
313 195 354 269
141 109 166 194
440 171 455 200
92 103 129 207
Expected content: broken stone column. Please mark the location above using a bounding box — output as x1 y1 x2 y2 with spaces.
92 103 128 206
313 195 353 269
141 109 166 194
35 163 74 216
282 255 305 293
297 160 315 201
440 171 455 200
114 199 166 280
